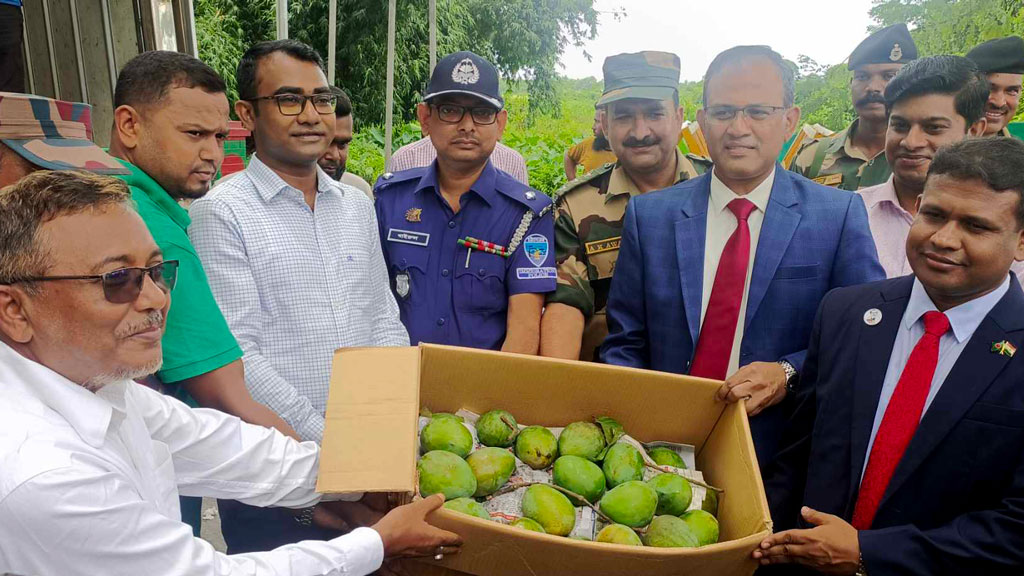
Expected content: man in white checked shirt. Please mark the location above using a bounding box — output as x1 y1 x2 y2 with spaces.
190 40 408 553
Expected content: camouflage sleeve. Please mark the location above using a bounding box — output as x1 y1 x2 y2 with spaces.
790 140 818 178
544 198 596 318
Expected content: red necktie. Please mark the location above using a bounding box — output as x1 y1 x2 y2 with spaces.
852 310 951 529
690 198 756 380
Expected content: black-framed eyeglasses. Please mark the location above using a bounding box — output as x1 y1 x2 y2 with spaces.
15 261 179 304
249 93 338 116
704 105 788 123
432 103 499 125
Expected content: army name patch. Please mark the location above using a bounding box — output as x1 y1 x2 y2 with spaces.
584 237 621 256
813 174 843 187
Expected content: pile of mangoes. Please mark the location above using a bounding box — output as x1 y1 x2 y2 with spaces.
416 409 720 548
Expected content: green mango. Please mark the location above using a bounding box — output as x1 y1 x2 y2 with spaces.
466 447 516 497
444 497 491 520
648 447 687 469
511 517 546 533
552 455 606 503
680 509 720 546
476 410 519 448
702 489 719 517
521 484 576 536
647 473 693 516
599 480 658 528
643 515 700 548
417 450 477 500
420 417 473 458
596 524 643 546
515 426 559 469
594 416 625 445
558 422 606 462
602 443 644 488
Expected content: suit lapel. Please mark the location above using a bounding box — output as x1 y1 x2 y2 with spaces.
745 168 801 327
675 176 711 346
878 280 1024 509
847 277 914 508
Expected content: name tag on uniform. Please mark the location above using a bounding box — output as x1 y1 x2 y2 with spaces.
813 174 843 187
585 237 621 256
517 267 557 280
387 228 430 247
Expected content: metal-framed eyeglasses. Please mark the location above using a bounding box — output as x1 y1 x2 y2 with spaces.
13 261 179 304
432 103 499 125
704 105 788 123
248 93 338 116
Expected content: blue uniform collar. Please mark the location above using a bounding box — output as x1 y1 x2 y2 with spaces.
414 159 499 207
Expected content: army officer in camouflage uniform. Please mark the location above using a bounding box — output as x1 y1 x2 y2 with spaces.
791 24 917 190
540 51 709 361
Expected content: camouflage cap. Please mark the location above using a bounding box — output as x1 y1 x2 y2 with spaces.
597 51 680 107
0 92 129 175
848 23 917 70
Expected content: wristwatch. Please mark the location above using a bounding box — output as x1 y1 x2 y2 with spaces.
855 553 868 576
778 360 799 392
294 506 316 526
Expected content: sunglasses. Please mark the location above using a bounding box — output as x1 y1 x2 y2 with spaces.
17 261 179 304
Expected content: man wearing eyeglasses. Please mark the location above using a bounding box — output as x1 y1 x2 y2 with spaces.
373 51 554 353
190 40 409 553
602 45 884 468
791 24 917 191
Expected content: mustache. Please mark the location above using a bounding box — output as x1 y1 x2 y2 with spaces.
987 103 1012 114
116 310 165 339
622 136 661 148
856 93 886 107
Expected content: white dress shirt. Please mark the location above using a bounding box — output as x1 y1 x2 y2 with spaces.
862 275 1010 480
0 341 383 576
700 168 776 376
190 156 409 443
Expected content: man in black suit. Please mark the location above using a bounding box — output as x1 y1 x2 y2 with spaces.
755 137 1024 575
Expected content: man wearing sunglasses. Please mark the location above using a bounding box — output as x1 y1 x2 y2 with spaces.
373 51 555 353
602 45 884 469
190 40 409 553
0 170 461 576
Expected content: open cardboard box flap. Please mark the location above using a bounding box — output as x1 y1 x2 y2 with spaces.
319 344 772 576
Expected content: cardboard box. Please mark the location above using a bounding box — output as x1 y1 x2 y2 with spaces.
318 344 772 576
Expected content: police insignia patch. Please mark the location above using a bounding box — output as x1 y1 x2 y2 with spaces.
395 272 410 299
452 58 480 85
405 207 422 222
523 234 549 267
890 43 902 62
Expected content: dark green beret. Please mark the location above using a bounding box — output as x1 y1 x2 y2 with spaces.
848 23 918 70
966 36 1024 74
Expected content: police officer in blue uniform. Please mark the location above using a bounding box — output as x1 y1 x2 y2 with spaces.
374 51 555 352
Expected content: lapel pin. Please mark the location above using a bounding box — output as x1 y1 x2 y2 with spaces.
405 207 422 223
991 340 1017 357
863 308 882 326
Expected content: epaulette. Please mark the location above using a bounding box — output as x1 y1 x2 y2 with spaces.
553 161 615 199
496 177 554 216
685 153 713 175
373 167 426 193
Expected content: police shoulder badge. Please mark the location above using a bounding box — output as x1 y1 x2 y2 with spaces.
890 43 903 62
452 58 481 85
523 233 549 267
405 207 422 222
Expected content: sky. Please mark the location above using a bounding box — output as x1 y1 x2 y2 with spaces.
559 0 878 82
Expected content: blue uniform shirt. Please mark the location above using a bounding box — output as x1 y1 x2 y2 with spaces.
375 160 555 349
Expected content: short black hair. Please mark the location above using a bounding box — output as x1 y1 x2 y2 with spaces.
114 50 226 108
928 137 1024 228
236 40 325 101
884 55 990 126
332 86 353 118
702 45 795 108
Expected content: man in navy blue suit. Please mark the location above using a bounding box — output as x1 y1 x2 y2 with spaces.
756 137 1024 575
601 45 885 466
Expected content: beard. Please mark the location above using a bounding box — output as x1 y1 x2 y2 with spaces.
593 134 611 151
82 358 164 391
319 159 346 181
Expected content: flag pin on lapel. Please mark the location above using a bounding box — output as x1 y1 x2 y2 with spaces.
991 340 1017 357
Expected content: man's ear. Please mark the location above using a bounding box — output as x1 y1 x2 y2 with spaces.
235 100 257 131
0 285 34 344
784 106 802 140
113 105 143 151
968 117 988 137
416 102 431 134
495 109 508 137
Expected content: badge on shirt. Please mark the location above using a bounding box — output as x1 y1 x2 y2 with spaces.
388 228 430 247
813 174 843 187
992 340 1017 357
405 208 422 222
524 234 549 267
395 272 411 299
585 237 621 256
